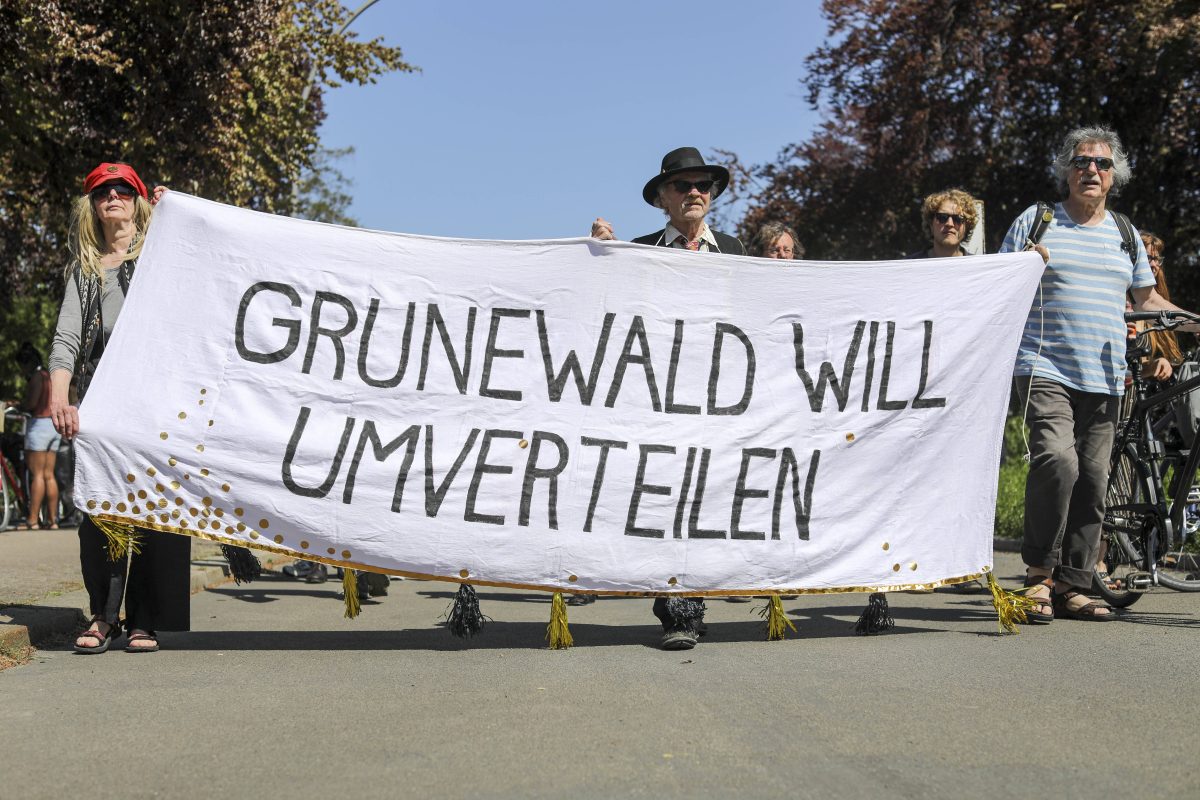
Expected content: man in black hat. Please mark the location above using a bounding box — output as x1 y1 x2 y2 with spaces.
591 146 747 255
589 148 745 650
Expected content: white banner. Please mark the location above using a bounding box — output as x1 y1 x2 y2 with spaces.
75 193 1043 595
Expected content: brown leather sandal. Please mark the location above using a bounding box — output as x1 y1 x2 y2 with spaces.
74 617 119 654
125 631 160 653
1052 588 1115 621
1020 575 1055 624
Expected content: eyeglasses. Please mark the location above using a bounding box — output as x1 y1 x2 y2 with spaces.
668 179 716 195
1069 155 1114 171
90 183 137 202
933 212 965 226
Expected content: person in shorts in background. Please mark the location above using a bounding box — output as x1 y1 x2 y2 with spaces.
12 342 61 529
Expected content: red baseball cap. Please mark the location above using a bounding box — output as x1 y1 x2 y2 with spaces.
82 162 148 199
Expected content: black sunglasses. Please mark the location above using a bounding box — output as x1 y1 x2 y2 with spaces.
90 183 137 201
669 179 716 195
1069 155 1114 171
934 212 965 225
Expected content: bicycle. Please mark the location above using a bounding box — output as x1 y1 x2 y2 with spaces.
1 407 31 530
1095 309 1200 607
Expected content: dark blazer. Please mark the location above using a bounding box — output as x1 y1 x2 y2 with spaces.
632 228 747 255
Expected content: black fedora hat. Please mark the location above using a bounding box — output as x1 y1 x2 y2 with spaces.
641 147 730 206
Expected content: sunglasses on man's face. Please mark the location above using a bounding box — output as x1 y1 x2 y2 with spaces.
90 183 137 202
934 212 965 226
669 179 716 195
1069 155 1114 172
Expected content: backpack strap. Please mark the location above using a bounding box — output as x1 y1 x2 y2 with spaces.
1110 211 1138 266
1026 201 1055 248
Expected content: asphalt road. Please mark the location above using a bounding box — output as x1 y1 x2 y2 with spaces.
2 550 1197 799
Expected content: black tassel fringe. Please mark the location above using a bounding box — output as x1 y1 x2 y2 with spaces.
445 583 489 638
221 545 262 585
854 593 894 635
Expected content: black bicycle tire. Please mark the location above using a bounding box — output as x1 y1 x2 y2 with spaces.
1096 448 1144 607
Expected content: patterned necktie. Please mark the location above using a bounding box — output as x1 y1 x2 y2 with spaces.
675 235 700 251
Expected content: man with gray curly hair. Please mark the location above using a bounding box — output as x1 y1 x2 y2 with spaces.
999 125 1197 624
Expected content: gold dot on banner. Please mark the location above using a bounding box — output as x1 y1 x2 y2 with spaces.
101 501 111 511
459 569 469 578
126 493 134 502
234 508 244 517
208 420 214 427
221 483 230 492
178 412 187 420
300 540 310 549
210 520 220 530
160 432 168 440
195 444 205 452
154 483 164 493
668 577 678 586
200 507 210 517
168 457 177 467
171 510 180 519
910 562 918 571
146 467 157 477
327 548 335 555
249 531 259 539
157 499 167 509
341 550 351 559
174 497 183 506
225 526 235 534
137 490 147 499
200 388 207 395
182 473 190 480
170 481 180 490
518 439 529 449
236 522 246 532
568 575 578 583
117 503 127 512
273 535 283 544
159 514 169 523
846 433 855 442
882 542 890 551
259 519 269 529
132 505 141 514
198 399 205 406
214 508 224 518
87 500 97 510
202 497 212 507
180 519 189 529
892 564 901 572
189 508 198 517
125 474 135 483
200 469 209 477
146 515 155 524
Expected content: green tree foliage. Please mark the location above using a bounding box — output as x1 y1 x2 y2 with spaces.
740 0 1200 302
0 0 414 397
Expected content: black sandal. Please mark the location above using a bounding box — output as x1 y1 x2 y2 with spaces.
1052 588 1115 621
74 617 119 654
125 631 160 653
1020 575 1055 624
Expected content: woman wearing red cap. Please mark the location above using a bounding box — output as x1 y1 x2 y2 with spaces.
47 162 186 654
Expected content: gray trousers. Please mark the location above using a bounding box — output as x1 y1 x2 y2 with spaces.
1016 377 1120 588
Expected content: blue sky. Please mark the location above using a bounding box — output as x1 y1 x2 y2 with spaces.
318 1 828 240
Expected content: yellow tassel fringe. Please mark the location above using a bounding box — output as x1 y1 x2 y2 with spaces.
547 591 573 649
343 569 361 619
986 572 1037 634
92 517 140 561
764 595 796 641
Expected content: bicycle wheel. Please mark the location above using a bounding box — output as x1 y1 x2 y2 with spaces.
1095 448 1144 607
0 463 16 530
1155 480 1200 590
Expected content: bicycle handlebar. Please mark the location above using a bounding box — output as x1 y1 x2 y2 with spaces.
1124 310 1200 328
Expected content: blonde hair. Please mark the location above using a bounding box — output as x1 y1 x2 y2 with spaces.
66 193 154 282
920 188 979 243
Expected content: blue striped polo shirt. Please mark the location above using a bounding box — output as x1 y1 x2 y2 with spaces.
1000 203 1154 395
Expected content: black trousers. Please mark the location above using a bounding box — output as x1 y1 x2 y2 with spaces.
652 597 706 631
78 516 192 632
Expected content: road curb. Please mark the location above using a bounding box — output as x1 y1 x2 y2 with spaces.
0 554 294 657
